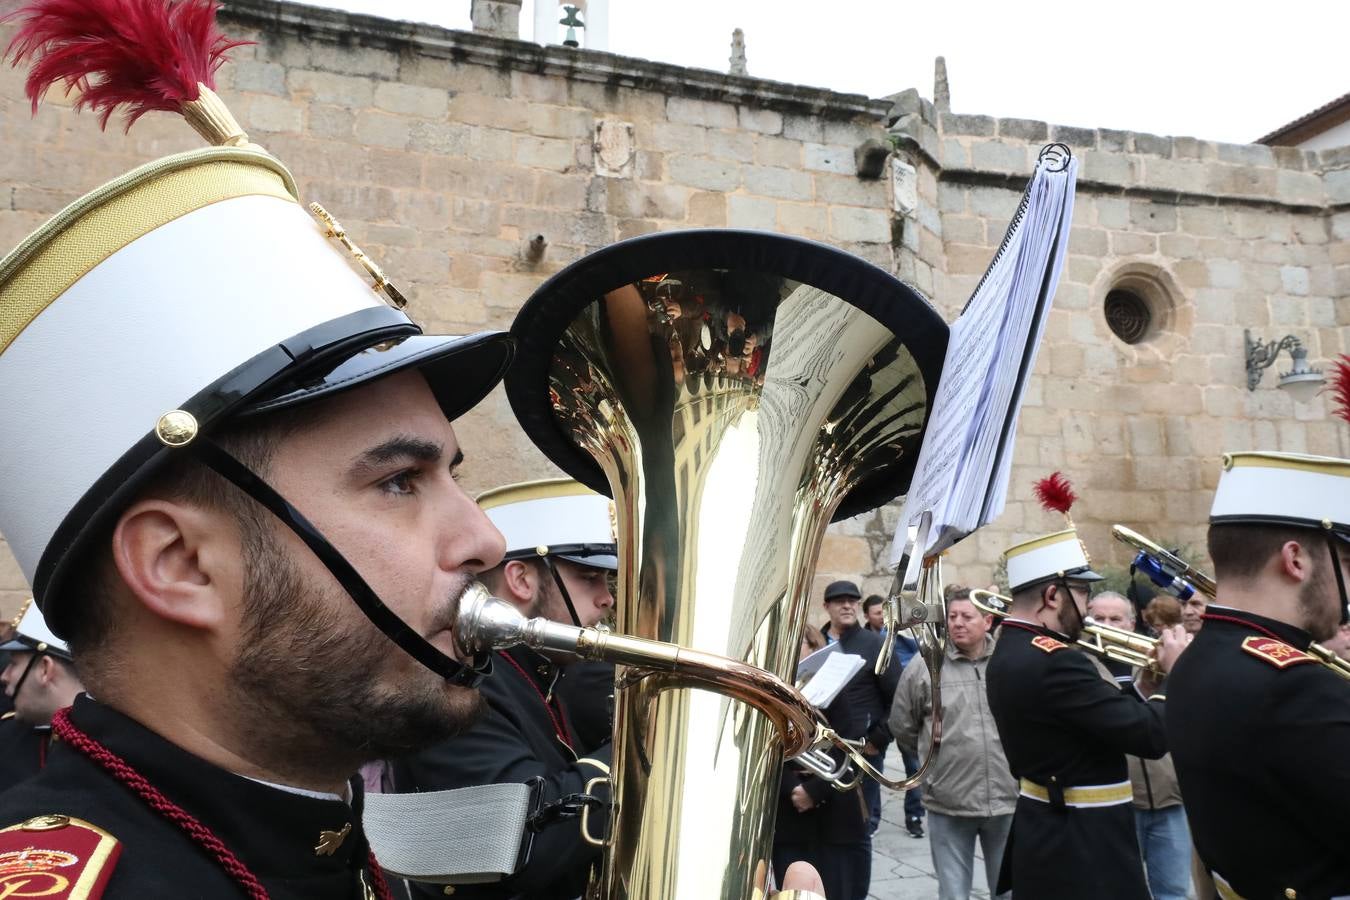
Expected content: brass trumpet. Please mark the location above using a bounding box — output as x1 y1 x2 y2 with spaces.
968 589 1164 675
1111 525 1215 598
1111 525 1350 681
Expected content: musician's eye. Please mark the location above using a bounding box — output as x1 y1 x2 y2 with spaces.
380 469 421 496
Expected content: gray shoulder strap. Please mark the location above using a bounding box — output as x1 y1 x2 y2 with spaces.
364 783 532 885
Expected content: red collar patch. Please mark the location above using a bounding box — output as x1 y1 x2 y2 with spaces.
1240 636 1314 669
1031 635 1067 654
0 815 120 898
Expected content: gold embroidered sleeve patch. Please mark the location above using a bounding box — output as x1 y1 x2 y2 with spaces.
1240 636 1315 669
0 815 121 898
1031 635 1067 653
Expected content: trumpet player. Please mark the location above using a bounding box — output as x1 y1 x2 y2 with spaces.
1086 592 1191 900
1167 452 1350 899
985 528 1190 899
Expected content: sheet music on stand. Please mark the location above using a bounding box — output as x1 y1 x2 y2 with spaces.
890 144 1078 564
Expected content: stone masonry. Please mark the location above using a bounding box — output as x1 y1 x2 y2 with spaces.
0 0 1346 619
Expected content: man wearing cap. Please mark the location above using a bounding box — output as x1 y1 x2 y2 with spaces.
0 0 525 894
804 580 901 896
392 479 617 900
0 600 84 791
985 529 1189 898
1167 452 1350 899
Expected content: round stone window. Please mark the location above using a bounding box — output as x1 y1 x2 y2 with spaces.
1104 289 1153 344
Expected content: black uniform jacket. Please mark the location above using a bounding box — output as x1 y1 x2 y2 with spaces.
393 646 611 900
553 660 614 752
1168 607 1350 899
0 714 50 793
986 619 1167 900
819 622 900 748
0 695 382 898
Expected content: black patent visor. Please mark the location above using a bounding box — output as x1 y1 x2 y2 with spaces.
192 440 492 688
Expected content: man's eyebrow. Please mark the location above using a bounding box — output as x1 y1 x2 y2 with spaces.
349 436 443 475
450 448 465 470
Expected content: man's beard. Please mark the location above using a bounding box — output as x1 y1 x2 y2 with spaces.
226 523 487 777
1056 589 1084 642
1297 554 1340 642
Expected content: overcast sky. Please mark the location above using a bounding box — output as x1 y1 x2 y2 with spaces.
312 0 1344 145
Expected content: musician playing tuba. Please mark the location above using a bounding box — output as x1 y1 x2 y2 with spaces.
985 522 1190 899
1167 451 1350 899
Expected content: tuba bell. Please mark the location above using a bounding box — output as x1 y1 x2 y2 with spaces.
489 230 949 899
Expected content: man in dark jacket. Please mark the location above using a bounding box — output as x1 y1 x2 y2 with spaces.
394 479 617 900
0 3 519 889
863 593 921 837
0 601 84 793
1088 591 1190 900
800 579 901 899
987 529 1189 899
1168 451 1350 899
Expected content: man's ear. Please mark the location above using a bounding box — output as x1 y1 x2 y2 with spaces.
501 559 538 609
110 498 232 631
1276 540 1314 585
35 655 56 687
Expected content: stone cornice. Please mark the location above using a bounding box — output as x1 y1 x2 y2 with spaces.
219 0 891 121
938 167 1331 215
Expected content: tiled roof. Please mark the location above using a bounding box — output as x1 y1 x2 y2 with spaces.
1256 91 1350 145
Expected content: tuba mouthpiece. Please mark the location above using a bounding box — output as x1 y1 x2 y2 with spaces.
455 583 589 659
455 583 528 655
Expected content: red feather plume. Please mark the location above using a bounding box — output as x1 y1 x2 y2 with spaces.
1330 354 1350 426
4 0 248 131
1034 471 1077 516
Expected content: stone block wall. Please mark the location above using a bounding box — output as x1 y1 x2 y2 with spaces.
0 0 1346 618
856 106 1350 597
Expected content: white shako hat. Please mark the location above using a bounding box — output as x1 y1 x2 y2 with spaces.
1210 452 1350 542
1003 529 1104 594
0 1 513 637
477 479 619 571
0 599 72 662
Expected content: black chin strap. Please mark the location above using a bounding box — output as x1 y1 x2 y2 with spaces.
1051 576 1086 636
9 652 42 708
192 440 492 688
1326 529 1349 627
541 558 583 628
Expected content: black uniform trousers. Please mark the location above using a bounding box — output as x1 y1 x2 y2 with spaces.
1168 607 1350 899
0 695 382 897
986 620 1167 899
393 646 611 900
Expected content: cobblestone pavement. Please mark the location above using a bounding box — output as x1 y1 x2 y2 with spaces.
867 756 994 900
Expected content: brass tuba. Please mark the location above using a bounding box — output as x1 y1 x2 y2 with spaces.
493 231 950 899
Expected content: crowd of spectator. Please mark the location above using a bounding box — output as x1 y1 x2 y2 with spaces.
772 573 1263 900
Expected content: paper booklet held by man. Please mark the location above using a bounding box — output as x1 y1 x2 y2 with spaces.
890 145 1079 564
799 652 866 709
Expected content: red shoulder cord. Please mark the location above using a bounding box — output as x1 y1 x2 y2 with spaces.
1201 612 1283 642
51 708 393 900
496 651 574 750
